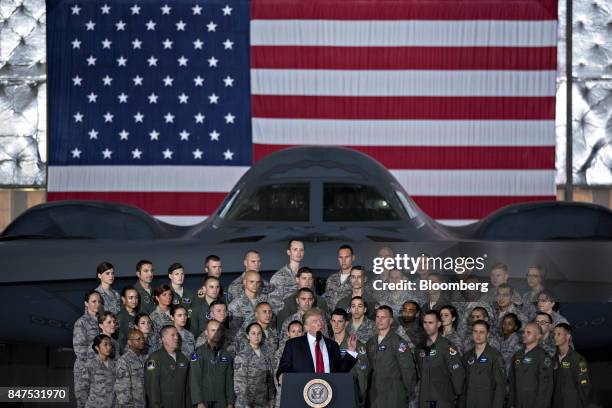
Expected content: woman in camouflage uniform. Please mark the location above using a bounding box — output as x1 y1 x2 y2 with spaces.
440 305 464 354
149 284 175 352
94 262 121 315
98 311 120 360
172 305 196 358
134 313 154 359
73 290 102 408
499 313 523 376
234 323 276 408
76 334 116 408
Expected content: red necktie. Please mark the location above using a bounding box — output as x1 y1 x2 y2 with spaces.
315 338 324 373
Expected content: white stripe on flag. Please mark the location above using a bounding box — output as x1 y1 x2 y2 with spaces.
390 169 555 196
47 166 250 192
251 69 556 97
48 166 554 196
252 119 555 146
251 20 557 47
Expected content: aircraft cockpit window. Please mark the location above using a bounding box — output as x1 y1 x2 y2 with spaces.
323 183 400 222
226 183 309 222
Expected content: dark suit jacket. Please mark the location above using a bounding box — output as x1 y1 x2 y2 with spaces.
276 334 357 380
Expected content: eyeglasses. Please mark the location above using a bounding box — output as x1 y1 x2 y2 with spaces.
535 320 550 325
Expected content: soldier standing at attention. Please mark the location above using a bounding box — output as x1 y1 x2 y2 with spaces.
552 323 592 408
499 313 523 376
269 239 305 312
73 290 102 408
149 284 175 350
508 322 553 408
324 245 356 310
172 305 196 358
367 305 417 408
416 310 465 408
234 323 276 408
98 311 120 360
276 267 329 327
134 260 156 314
347 296 375 343
331 309 369 408
396 300 426 351
535 311 556 357
460 320 505 408
336 266 378 321
235 301 278 354
115 328 146 407
145 325 191 407
190 320 235 408
227 250 274 301
117 287 139 354
94 261 121 315
76 334 116 408
228 270 269 334
168 263 195 320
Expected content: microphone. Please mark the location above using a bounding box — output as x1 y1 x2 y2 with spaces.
316 331 322 342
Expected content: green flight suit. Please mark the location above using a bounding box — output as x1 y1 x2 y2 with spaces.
460 344 505 408
509 346 553 408
190 342 235 407
134 280 156 314
366 331 417 408
416 336 465 408
190 298 212 337
172 287 195 318
339 336 370 408
144 348 191 408
552 348 592 408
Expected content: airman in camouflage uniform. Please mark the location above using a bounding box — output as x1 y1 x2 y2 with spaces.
115 329 146 407
279 288 326 347
134 260 156 314
95 285 122 315
73 291 102 408
76 334 116 408
324 245 356 309
228 270 269 333
234 323 276 408
499 313 524 375
235 302 278 354
346 296 375 343
416 310 465 408
460 321 505 408
268 239 304 312
367 306 417 408
508 323 553 408
144 326 191 408
330 309 369 407
190 320 235 408
552 323 592 408
376 269 424 316
481 263 523 307
227 250 274 301
276 267 329 326
150 305 174 350
335 266 378 321
395 301 426 351
535 312 556 357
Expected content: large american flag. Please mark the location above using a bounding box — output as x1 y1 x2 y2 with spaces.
47 0 557 226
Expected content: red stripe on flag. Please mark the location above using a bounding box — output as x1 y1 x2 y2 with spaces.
253 144 555 170
47 192 555 220
252 96 555 120
251 0 557 20
251 46 557 70
413 195 554 219
47 192 226 216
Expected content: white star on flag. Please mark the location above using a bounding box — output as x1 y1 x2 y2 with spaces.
223 149 234 160
71 148 82 158
179 130 190 140
162 148 173 159
132 148 143 159
209 130 220 141
192 149 203 159
102 148 113 159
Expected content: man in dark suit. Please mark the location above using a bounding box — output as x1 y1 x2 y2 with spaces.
277 307 358 382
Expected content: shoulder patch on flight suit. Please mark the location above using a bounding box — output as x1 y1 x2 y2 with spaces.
544 357 551 367
478 356 488 363
183 297 191 304
515 359 521 366
523 357 532 364
190 352 199 362
220 355 229 363
449 347 457 356
579 361 588 372
340 349 347 357
452 363 460 370
398 342 407 353
173 298 180 305
580 379 588 384
378 345 387 352
358 346 366 355
146 360 156 370
561 361 570 368
467 357 475 365
359 363 368 370
178 362 187 368
429 349 437 357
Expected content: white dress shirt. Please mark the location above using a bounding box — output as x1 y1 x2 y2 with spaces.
307 333 331 373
